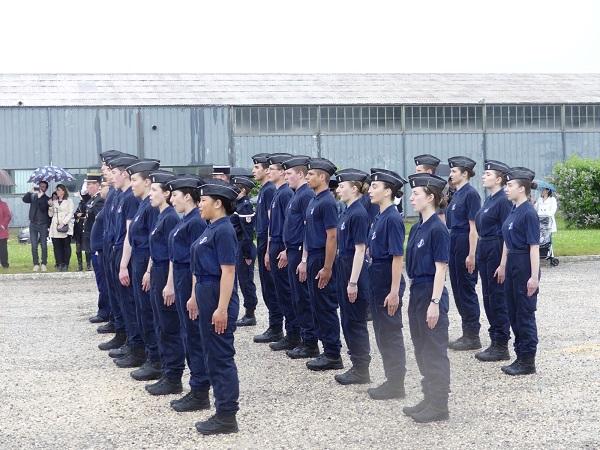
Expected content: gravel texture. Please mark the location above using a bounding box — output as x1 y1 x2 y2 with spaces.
1 260 599 449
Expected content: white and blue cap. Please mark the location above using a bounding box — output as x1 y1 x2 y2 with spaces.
307 158 337 176
408 173 447 191
198 179 240 201
505 166 535 182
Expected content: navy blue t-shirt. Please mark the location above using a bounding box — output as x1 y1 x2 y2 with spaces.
191 216 238 278
90 207 105 253
114 187 140 248
502 202 540 252
283 183 314 247
169 208 207 265
103 187 119 245
255 181 276 239
337 200 369 257
305 189 339 254
149 206 180 264
446 183 481 233
406 214 450 282
368 205 405 260
359 195 380 227
128 196 159 251
230 196 256 259
269 183 293 244
475 189 513 238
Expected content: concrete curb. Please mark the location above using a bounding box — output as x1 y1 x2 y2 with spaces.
551 254 600 263
0 271 95 281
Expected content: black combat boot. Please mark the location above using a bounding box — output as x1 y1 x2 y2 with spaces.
367 380 405 400
286 343 320 359
253 326 284 343
114 346 146 368
236 309 257 327
170 390 211 412
306 354 344 371
97 322 116 334
145 376 183 396
269 334 300 351
130 360 162 381
501 356 536 376
475 341 510 362
76 251 84 272
411 397 449 423
334 367 371 385
98 331 126 351
195 413 238 435
89 315 109 324
448 333 482 351
108 344 130 359
403 397 429 417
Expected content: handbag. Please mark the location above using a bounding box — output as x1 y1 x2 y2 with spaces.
57 223 69 233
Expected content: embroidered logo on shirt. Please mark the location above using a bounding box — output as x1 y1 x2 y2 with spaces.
484 208 489 213
508 222 513 230
199 236 208 244
340 222 345 230
134 215 140 222
151 227 157 235
245 217 252 223
310 208 314 215
417 238 425 248
371 231 376 240
117 206 122 213
451 204 456 211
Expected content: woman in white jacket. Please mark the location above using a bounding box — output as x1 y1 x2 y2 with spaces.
48 184 74 271
535 188 558 234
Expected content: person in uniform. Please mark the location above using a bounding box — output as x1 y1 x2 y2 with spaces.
414 154 445 223
298 158 343 371
145 170 186 395
281 156 319 360
188 179 241 435
73 189 91 271
166 175 211 412
332 169 372 385
365 168 407 400
404 173 451 423
230 175 259 327
496 167 540 376
125 160 162 381
251 153 283 343
446 156 482 351
474 160 513 362
212 165 231 182
84 174 108 323
265 153 299 352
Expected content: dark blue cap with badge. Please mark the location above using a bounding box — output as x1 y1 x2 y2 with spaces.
448 156 476 170
267 153 293 166
100 150 123 163
252 153 270 164
281 156 310 170
335 168 369 183
414 154 441 167
484 159 510 173
211 165 231 176
198 179 240 201
231 175 255 191
108 155 139 170
370 168 407 189
148 170 176 185
408 173 447 191
167 175 202 191
85 173 103 183
307 158 337 175
126 159 160 176
505 166 535 182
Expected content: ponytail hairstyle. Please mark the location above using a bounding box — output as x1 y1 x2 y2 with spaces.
458 166 476 179
210 195 236 215
178 186 200 203
423 186 448 210
514 179 537 197
381 181 403 199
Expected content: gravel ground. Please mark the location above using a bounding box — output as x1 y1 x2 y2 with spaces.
1 260 599 449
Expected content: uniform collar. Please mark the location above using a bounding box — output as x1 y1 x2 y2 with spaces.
315 189 330 200
183 208 198 221
159 205 174 216
208 216 229 228
489 188 505 200
295 183 309 193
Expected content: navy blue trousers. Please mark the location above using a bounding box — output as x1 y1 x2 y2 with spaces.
287 246 318 346
91 251 110 320
368 261 406 383
269 241 299 338
307 251 341 358
505 251 539 359
173 264 210 392
112 246 143 348
195 279 240 415
336 254 371 370
408 282 450 405
131 251 160 363
150 262 185 381
257 237 282 330
449 232 480 335
236 242 258 311
477 238 511 344
103 243 124 331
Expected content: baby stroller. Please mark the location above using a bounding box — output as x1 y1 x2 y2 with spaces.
539 216 559 266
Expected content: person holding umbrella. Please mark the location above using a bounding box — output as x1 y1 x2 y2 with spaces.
22 180 51 272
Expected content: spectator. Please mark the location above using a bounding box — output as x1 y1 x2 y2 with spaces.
48 184 75 271
0 196 11 268
73 186 91 271
22 181 51 272
535 188 558 235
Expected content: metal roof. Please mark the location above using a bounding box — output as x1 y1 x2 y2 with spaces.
1 73 599 107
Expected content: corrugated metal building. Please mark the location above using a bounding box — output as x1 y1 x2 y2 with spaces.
1 73 600 226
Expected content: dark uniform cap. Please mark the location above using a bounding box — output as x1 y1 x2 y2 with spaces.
414 154 441 167
148 170 176 185
267 153 294 166
252 153 270 164
231 175 255 191
126 159 160 176
370 168 407 190
307 158 337 175
198 179 240 201
166 175 202 191
335 168 369 183
484 159 510 173
408 173 447 191
448 156 476 170
230 167 254 178
505 166 535 182
281 156 310 170
108 156 139 170
85 174 103 183
211 165 231 175
100 150 123 163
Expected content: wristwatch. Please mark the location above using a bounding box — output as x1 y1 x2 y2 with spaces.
430 298 440 304
348 281 357 287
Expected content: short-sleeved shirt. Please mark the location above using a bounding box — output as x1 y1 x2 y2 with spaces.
475 189 513 239
304 189 339 254
103 187 119 245
502 202 540 252
283 183 314 248
269 183 293 244
191 216 238 278
255 181 276 239
406 214 450 282
128 196 159 252
368 205 405 260
337 200 369 257
90 207 105 253
169 208 207 265
149 206 180 264
113 187 140 248
446 183 481 233
230 196 256 259
359 195 380 227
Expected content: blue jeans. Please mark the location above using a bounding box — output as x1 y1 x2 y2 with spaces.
29 223 48 265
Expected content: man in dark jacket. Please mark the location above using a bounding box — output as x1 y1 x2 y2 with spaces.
22 180 51 272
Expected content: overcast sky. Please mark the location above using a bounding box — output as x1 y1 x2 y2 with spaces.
2 0 599 73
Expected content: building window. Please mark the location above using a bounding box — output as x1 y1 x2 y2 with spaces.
565 105 600 129
485 105 561 130
319 106 401 133
234 106 318 135
405 106 482 131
